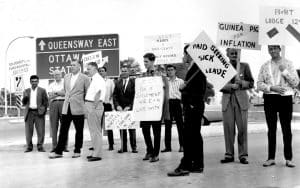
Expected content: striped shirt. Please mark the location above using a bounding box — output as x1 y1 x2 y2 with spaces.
168 77 184 100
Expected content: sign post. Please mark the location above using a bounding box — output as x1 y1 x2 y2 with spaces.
36 34 119 79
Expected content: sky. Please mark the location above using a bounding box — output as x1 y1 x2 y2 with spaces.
0 0 299 91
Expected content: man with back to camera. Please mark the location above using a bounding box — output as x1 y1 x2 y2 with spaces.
257 45 299 168
22 75 48 152
49 60 90 159
220 48 254 165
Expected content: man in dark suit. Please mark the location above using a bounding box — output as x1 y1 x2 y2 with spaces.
220 48 254 164
113 66 137 153
22 75 48 152
168 44 207 176
49 60 90 159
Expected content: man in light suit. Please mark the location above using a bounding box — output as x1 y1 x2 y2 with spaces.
22 75 48 152
113 66 137 153
220 48 254 164
49 60 90 159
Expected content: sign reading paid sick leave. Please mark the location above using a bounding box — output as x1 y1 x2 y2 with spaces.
133 76 164 121
105 111 139 130
187 31 237 92
144 33 182 65
259 6 300 45
36 34 119 79
217 22 261 50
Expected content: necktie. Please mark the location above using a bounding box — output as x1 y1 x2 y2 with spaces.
122 79 126 92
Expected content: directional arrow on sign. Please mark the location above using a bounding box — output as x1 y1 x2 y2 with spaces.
39 40 46 51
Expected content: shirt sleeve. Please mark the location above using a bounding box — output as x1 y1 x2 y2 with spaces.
257 63 271 93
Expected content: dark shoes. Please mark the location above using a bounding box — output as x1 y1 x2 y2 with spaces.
88 157 102 162
263 159 276 167
38 148 46 152
143 154 152 161
161 148 172 153
220 157 234 163
63 149 69 152
49 153 63 159
24 148 33 153
149 156 159 163
89 147 94 151
132 150 138 153
108 146 114 151
86 155 93 159
167 168 190 177
286 160 296 168
118 149 127 153
240 158 249 164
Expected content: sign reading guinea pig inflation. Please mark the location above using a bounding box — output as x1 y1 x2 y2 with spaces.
187 31 237 91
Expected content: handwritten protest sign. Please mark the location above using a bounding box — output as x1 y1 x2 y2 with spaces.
82 50 109 71
133 76 164 121
144 33 182 65
259 6 300 45
217 22 261 50
8 59 31 77
105 111 139 130
187 31 237 92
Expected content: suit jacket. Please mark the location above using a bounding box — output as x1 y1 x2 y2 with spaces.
22 87 48 121
113 78 135 110
221 62 254 111
181 63 207 106
62 73 90 115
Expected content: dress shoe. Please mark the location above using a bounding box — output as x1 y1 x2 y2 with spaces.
161 148 172 153
178 147 184 152
118 149 127 153
132 150 138 153
38 148 46 152
63 149 69 152
167 168 190 177
50 149 55 153
86 155 93 159
72 153 81 158
49 153 63 159
143 153 152 161
108 146 114 151
149 156 159 163
263 159 275 167
88 157 102 162
220 157 234 163
24 148 33 153
240 158 249 164
286 160 296 168
89 147 94 151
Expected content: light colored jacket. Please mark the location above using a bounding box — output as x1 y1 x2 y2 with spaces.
62 73 90 115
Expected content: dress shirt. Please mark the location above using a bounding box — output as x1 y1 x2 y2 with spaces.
122 77 129 92
48 80 65 100
103 78 115 104
29 88 37 109
168 77 184 100
85 73 106 102
70 72 79 90
257 58 299 96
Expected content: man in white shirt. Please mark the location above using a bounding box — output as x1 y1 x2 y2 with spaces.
162 65 184 153
99 67 115 151
85 62 106 161
48 70 68 152
22 75 48 152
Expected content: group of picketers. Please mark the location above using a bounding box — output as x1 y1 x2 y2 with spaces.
21 44 299 176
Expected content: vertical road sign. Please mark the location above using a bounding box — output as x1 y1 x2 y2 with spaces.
36 34 119 79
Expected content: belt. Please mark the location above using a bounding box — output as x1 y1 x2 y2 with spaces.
85 100 103 103
29 108 38 111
